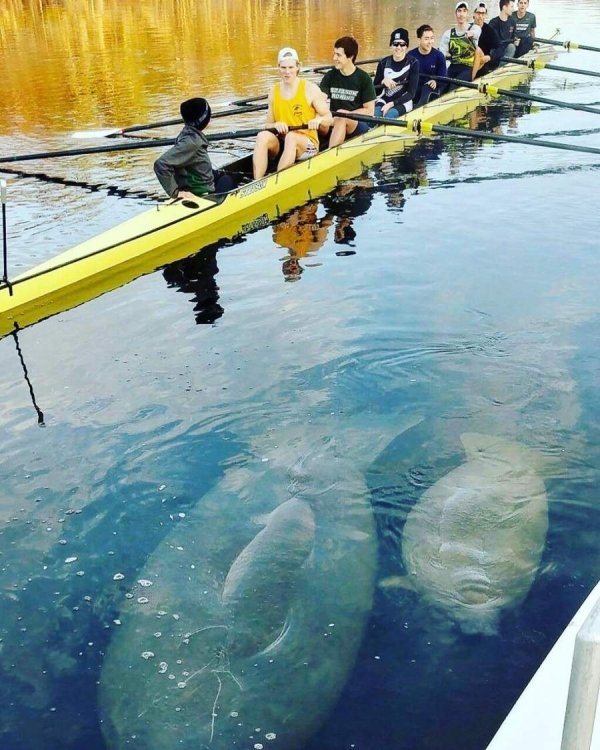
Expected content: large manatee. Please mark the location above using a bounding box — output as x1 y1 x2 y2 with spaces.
398 433 549 635
99 415 420 749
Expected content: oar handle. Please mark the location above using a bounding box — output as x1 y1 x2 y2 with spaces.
331 110 407 128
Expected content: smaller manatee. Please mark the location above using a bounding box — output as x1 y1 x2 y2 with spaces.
394 433 549 635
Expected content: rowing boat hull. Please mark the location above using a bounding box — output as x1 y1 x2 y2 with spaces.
0 47 554 337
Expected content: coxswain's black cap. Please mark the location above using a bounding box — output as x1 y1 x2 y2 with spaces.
180 98 212 130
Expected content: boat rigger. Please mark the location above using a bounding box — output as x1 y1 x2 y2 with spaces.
0 47 556 339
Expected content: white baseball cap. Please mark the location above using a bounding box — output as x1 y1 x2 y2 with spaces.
455 1 469 9
277 47 299 64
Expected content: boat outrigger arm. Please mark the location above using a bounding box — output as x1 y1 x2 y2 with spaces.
0 46 556 339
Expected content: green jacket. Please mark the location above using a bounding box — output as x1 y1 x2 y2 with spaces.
154 125 215 197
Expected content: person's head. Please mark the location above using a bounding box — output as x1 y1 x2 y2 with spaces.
455 1 469 22
517 0 529 12
389 28 409 56
282 256 303 281
416 24 435 53
333 36 359 65
277 47 300 79
180 97 211 131
499 0 514 13
473 2 487 26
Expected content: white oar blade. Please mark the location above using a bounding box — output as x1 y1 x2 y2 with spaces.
71 128 121 139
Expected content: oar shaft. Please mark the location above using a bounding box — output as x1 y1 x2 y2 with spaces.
431 121 600 155
228 57 380 106
119 103 268 135
331 110 600 156
502 57 600 78
426 73 600 115
0 125 303 163
536 37 600 53
0 139 176 164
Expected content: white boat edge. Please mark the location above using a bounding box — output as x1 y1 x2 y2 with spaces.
487 580 600 750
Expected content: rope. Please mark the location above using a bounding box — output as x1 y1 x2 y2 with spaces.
12 324 45 426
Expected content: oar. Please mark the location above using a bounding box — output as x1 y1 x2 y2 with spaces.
226 56 381 106
536 37 600 53
0 125 304 164
502 56 600 78
73 102 268 139
74 56 381 137
331 110 600 156
425 73 600 115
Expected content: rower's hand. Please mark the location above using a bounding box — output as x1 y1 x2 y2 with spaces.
177 190 196 201
426 79 437 90
307 116 322 130
381 102 395 115
273 121 289 135
382 77 396 89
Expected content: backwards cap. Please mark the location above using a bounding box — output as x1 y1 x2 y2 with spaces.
277 47 299 64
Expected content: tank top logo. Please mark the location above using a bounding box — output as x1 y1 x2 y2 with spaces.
449 27 476 66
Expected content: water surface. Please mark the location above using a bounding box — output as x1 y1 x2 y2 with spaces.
1 1 600 749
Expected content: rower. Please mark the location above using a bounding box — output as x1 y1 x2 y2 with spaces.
318 36 376 147
489 0 518 61
512 0 537 57
373 28 420 119
154 98 232 201
252 47 330 180
472 2 502 76
408 24 448 107
439 2 486 84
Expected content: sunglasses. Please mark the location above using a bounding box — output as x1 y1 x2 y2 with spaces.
392 41 407 47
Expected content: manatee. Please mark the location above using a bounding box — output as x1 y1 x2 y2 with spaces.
99 415 421 750
397 433 549 635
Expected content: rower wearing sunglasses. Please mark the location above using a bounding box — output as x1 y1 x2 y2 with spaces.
373 28 420 119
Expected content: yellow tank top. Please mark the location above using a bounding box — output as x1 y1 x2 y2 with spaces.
272 78 319 148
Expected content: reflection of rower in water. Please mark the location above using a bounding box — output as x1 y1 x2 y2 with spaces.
320 177 374 252
273 202 333 281
162 242 224 324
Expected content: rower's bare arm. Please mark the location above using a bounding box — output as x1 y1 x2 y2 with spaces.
307 84 332 129
264 93 287 134
359 100 375 117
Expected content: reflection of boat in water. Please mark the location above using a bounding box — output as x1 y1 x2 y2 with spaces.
0 46 555 337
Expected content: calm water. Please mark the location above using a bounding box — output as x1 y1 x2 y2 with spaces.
1 1 600 749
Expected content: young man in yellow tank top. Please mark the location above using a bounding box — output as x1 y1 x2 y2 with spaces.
252 47 331 179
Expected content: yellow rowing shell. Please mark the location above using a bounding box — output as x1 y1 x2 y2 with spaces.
0 48 554 338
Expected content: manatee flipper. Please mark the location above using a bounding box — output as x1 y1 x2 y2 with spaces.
222 497 315 656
